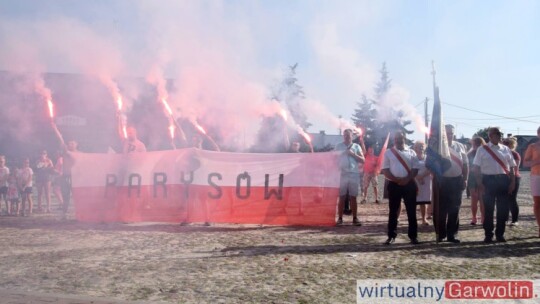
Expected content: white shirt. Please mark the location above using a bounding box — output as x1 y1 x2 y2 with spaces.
0 166 9 187
473 142 516 175
443 141 468 177
335 142 363 173
123 139 147 154
18 167 33 187
382 146 420 178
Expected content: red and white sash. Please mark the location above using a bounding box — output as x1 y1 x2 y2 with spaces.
483 145 510 175
390 147 411 174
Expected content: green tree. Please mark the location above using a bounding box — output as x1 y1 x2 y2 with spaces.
271 63 311 130
354 62 413 150
473 127 490 143
351 94 377 147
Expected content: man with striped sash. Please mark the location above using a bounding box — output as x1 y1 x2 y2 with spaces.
436 124 468 243
473 127 516 243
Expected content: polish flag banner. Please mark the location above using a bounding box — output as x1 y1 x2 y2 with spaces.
71 149 341 226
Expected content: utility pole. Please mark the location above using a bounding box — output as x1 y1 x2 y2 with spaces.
424 97 429 143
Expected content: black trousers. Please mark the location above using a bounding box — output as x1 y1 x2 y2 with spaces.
482 174 510 239
387 180 417 239
509 176 521 223
436 176 463 240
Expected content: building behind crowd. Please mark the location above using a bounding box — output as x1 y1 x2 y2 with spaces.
0 71 175 161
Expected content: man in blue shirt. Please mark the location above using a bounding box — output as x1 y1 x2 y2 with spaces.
335 129 365 226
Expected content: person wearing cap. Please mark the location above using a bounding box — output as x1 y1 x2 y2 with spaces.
436 124 468 243
473 127 516 243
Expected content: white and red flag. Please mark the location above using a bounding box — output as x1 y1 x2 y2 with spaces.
71 149 341 226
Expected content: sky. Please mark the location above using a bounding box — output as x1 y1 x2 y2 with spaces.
1 0 539 143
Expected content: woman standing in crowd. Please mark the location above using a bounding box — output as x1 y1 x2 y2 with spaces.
468 136 486 225
524 126 540 237
503 137 521 226
360 146 380 204
413 141 431 226
51 150 64 210
7 169 20 215
18 158 33 216
35 150 54 213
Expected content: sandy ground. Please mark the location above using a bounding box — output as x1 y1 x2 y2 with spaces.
1 172 539 303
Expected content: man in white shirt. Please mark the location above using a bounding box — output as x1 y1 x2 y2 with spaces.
123 127 147 154
473 127 516 243
382 131 420 245
335 129 365 226
437 125 469 243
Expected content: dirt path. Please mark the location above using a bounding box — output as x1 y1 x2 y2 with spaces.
1 172 539 303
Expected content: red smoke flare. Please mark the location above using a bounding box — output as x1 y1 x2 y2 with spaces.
47 99 54 118
162 98 173 116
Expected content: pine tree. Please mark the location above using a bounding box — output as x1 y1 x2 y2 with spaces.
374 62 392 101
352 62 414 150
271 63 311 130
351 94 377 147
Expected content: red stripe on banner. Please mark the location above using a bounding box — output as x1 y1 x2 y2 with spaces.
73 185 339 226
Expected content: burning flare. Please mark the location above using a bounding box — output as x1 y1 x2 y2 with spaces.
194 122 207 135
168 124 175 139
299 129 312 143
354 127 363 136
47 99 54 118
279 108 288 121
116 96 123 111
122 125 128 139
162 98 173 116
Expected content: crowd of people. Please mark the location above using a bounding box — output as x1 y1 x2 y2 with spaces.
336 125 540 245
1 121 540 247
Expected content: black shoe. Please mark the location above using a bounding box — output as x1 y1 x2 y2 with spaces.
496 237 507 243
410 238 420 245
437 237 445 243
353 217 362 226
484 237 493 243
336 218 343 226
447 238 461 244
384 237 395 245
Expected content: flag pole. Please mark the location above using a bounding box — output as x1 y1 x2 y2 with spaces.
431 61 441 243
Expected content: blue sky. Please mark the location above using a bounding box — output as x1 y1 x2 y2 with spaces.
1 0 539 140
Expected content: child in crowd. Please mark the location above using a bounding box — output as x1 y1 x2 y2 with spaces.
35 150 54 213
0 155 9 215
7 170 20 216
18 158 33 216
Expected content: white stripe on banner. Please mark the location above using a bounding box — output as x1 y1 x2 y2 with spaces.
72 149 341 188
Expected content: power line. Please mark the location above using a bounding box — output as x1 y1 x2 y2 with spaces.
445 115 540 121
443 102 540 124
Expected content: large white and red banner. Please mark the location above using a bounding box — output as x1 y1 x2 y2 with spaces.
71 149 341 226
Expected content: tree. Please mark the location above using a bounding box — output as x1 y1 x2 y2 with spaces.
473 127 490 143
252 116 288 153
374 62 392 101
271 63 311 130
352 62 413 150
351 94 377 147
